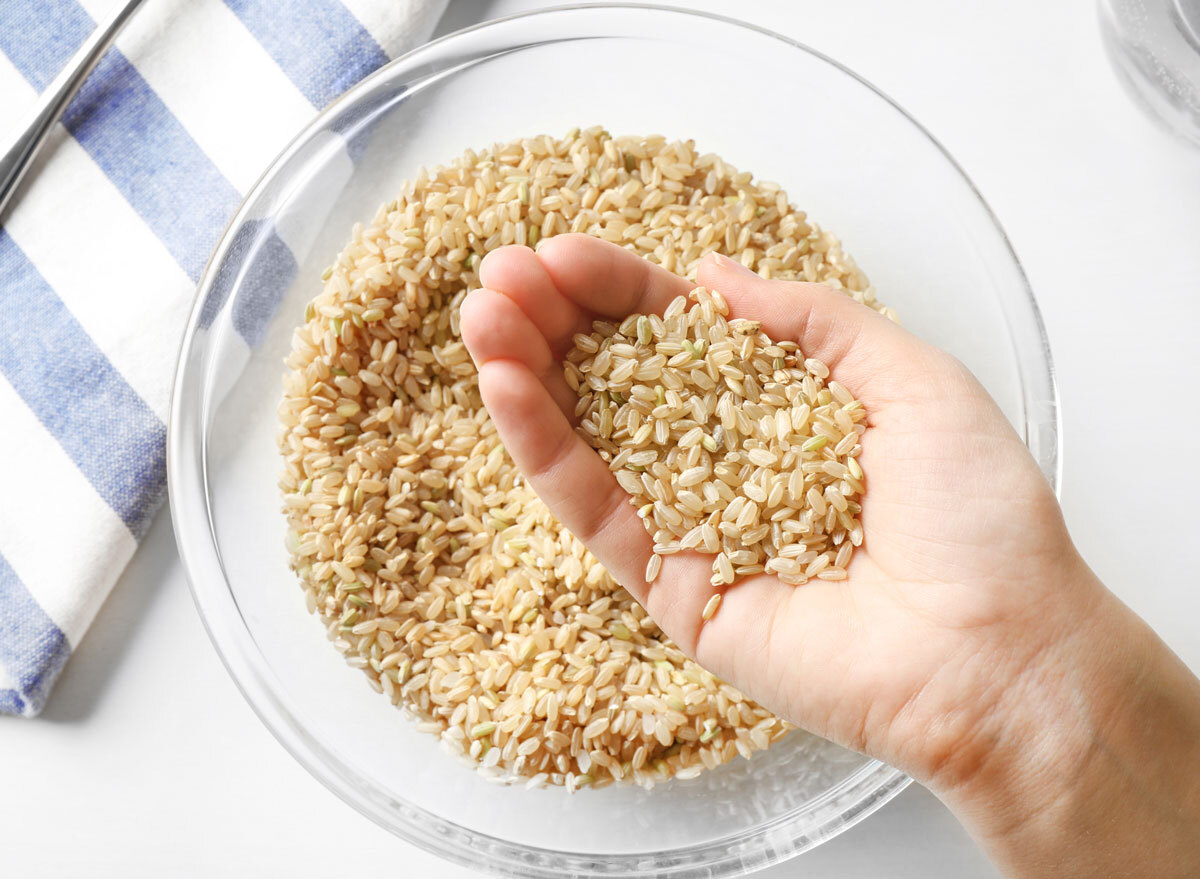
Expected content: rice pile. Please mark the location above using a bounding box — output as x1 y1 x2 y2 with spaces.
277 127 887 789
566 289 866 619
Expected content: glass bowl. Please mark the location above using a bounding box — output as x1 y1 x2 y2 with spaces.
168 5 1059 877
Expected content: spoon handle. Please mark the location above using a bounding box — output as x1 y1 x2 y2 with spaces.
0 0 147 220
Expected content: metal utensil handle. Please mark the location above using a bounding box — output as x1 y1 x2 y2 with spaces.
0 0 146 220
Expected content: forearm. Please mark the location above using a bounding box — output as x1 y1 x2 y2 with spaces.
932 566 1200 878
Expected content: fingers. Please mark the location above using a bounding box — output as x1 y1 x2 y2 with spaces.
689 573 806 703
473 357 653 587
478 245 592 358
696 252 933 407
471 355 754 654
465 239 762 654
458 288 578 419
503 235 936 408
536 233 693 318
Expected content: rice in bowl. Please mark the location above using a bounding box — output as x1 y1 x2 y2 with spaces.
277 126 888 788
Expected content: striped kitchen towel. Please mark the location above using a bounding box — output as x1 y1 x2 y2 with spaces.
0 0 448 716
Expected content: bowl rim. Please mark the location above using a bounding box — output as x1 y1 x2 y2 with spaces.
168 4 1058 876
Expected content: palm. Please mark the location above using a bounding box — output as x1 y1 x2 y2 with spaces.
461 235 1068 778
740 386 1066 763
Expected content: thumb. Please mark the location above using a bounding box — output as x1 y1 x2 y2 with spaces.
696 253 935 407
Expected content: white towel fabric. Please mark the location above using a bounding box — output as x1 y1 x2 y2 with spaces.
0 0 448 716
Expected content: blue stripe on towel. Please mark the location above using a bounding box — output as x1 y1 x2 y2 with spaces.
198 218 298 347
229 222 299 347
326 82 411 163
0 689 25 714
0 1 242 281
0 232 167 538
223 0 390 109
0 0 94 91
0 552 69 714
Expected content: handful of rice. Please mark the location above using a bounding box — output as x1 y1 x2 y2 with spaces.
567 287 866 618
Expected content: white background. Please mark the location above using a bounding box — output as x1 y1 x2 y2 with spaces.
3 1 1199 877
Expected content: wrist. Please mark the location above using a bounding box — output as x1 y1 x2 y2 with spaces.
923 552 1107 797
928 561 1200 877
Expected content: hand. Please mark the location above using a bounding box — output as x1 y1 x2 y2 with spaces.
460 234 1200 877
460 232 1071 776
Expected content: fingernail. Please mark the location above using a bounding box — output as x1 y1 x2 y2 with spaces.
709 251 756 276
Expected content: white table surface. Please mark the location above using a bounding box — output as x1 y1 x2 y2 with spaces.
4 1 1199 876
